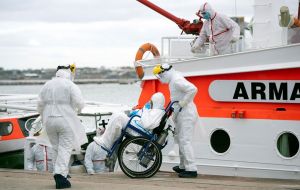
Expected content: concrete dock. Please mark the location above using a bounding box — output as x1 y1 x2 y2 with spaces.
0 169 299 190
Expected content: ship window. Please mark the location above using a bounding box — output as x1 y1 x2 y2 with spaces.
18 116 39 137
0 122 13 136
210 129 230 154
277 132 299 158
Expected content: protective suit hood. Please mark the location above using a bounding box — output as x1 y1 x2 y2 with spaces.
192 2 240 55
56 69 72 80
199 2 216 18
84 141 108 174
151 92 165 109
96 126 105 136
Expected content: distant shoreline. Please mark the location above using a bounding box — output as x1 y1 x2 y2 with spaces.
0 79 139 85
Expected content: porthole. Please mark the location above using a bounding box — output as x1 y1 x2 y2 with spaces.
210 129 231 154
277 132 299 158
0 122 13 136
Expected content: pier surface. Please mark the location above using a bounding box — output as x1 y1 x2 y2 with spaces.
0 169 299 190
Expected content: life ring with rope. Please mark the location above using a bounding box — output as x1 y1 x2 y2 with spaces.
134 43 160 79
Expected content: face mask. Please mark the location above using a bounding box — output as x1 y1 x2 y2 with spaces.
158 72 170 84
160 78 169 84
202 12 211 20
144 101 151 109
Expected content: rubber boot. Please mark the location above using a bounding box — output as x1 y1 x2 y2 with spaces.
172 166 185 173
54 174 71 189
178 171 198 178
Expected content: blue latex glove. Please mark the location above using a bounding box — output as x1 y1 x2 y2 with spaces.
129 109 139 117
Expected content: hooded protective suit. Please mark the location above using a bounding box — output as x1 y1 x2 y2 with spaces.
27 144 54 172
192 2 240 55
154 64 198 172
94 92 165 150
84 141 108 174
37 69 87 177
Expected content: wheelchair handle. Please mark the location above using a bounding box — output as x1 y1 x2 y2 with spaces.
165 101 179 113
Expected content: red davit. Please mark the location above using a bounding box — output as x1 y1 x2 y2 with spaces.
137 0 203 35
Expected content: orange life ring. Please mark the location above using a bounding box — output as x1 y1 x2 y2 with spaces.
294 17 300 27
134 43 160 79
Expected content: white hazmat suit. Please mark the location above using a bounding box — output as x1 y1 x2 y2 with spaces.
192 2 240 55
84 141 108 174
27 144 54 172
153 64 198 177
37 69 87 178
84 127 109 174
94 92 165 150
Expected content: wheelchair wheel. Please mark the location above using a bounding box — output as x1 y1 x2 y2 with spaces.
118 136 162 178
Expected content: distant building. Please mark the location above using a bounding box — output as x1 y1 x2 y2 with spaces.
0 67 137 81
23 73 39 79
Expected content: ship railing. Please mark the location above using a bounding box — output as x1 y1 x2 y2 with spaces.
0 94 38 114
135 35 245 68
161 35 245 57
135 56 198 69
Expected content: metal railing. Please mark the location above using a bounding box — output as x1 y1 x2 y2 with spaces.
135 35 245 68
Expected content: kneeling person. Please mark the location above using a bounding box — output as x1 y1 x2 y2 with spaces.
85 126 109 174
28 143 54 172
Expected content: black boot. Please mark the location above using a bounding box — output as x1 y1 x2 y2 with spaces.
178 171 198 178
54 174 71 189
172 166 185 173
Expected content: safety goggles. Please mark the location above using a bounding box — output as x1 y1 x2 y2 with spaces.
69 63 76 74
57 64 76 74
153 64 172 75
196 10 206 17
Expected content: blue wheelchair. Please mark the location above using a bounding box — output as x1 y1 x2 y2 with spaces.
102 101 177 178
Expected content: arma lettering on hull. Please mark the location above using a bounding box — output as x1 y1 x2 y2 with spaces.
209 80 300 103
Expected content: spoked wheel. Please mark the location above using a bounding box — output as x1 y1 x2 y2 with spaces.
118 136 162 178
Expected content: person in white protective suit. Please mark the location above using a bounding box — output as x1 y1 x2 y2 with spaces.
93 92 165 151
27 130 54 172
84 126 109 174
37 64 87 189
153 64 198 178
191 2 240 55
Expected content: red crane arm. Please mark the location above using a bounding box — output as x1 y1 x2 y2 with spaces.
137 0 202 35
137 0 187 26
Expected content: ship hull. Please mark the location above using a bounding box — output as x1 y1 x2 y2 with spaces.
0 150 24 169
137 44 300 179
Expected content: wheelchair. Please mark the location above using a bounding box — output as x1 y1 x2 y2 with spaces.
101 101 177 178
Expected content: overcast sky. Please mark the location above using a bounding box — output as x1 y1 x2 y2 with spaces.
0 0 297 69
